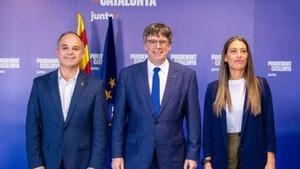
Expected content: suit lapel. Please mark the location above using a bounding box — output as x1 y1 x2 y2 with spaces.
65 71 86 127
159 61 177 115
220 109 228 149
49 70 65 123
137 61 154 116
240 91 249 139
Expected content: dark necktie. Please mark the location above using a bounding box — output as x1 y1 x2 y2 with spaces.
152 67 161 117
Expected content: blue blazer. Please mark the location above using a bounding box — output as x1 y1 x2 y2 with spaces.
26 70 107 169
111 60 201 169
202 77 276 169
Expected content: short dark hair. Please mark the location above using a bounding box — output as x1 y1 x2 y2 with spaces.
143 23 173 44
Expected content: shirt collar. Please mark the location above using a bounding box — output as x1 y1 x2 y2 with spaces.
58 68 80 82
147 59 169 74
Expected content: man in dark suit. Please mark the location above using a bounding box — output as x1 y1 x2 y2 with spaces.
111 23 201 169
26 32 107 169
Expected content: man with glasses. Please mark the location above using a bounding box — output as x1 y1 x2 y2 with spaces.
111 23 201 169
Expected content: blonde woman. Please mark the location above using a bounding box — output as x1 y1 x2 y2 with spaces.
202 36 276 169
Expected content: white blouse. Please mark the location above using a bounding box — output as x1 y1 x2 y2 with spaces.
226 78 246 133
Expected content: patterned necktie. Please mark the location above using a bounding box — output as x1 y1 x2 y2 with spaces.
152 67 161 117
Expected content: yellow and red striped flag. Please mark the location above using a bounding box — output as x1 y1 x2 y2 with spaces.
77 12 91 75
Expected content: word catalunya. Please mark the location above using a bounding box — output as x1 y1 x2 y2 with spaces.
98 0 157 6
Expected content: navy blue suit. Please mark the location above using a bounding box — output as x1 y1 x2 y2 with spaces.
203 77 276 169
26 70 107 169
111 60 201 169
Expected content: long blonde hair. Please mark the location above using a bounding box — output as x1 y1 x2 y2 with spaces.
213 36 261 116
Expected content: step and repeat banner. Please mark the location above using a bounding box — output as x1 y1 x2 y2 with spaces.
0 0 299 168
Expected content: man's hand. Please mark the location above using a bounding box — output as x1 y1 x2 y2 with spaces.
184 159 197 169
112 157 124 169
265 162 275 169
265 152 275 169
204 162 213 169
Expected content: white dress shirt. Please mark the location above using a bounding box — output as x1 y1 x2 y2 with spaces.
226 78 246 133
58 68 79 121
147 59 169 105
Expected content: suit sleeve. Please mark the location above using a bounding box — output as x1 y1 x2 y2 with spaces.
202 83 214 158
89 80 108 168
111 70 128 158
26 79 44 168
261 78 277 153
185 71 201 162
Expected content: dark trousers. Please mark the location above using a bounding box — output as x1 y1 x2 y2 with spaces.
150 151 159 169
60 160 65 169
227 133 241 169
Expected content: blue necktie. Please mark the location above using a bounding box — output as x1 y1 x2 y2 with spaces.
152 67 161 117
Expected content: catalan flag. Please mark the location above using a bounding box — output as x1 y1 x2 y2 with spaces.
77 12 91 75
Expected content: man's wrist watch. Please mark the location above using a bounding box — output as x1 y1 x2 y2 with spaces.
202 158 211 166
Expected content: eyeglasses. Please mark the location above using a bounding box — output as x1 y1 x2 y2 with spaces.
146 39 169 47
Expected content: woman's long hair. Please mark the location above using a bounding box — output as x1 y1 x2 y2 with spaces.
213 36 261 116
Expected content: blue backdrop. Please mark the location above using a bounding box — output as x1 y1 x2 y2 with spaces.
0 0 299 168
